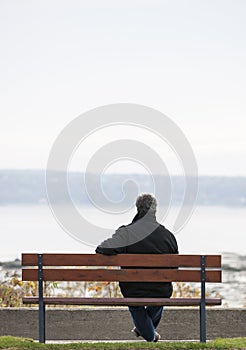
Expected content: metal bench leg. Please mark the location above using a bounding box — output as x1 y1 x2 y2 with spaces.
200 255 206 343
39 301 46 343
200 300 206 342
38 254 45 343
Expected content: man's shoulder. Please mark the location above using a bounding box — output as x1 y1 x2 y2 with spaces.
155 222 167 231
157 223 175 236
117 224 127 230
114 224 128 235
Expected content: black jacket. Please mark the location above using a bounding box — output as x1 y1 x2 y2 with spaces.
95 212 179 298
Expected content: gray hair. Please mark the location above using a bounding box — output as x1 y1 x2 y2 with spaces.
136 193 157 214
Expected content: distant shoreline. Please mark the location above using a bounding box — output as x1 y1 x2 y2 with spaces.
1 169 246 207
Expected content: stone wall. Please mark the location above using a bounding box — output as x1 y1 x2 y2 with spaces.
0 308 245 341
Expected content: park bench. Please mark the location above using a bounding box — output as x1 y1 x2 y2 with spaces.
22 253 222 343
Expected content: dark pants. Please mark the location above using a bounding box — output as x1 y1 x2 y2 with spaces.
129 306 163 342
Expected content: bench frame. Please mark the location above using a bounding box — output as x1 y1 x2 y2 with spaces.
22 253 222 343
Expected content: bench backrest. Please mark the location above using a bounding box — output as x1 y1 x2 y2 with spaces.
22 254 221 283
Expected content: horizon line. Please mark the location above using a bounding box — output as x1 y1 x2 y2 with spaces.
0 168 246 178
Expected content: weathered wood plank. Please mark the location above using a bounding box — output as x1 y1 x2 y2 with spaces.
22 268 221 282
22 297 222 306
22 253 221 268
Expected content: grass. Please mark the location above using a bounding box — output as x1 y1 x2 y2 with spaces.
0 337 245 350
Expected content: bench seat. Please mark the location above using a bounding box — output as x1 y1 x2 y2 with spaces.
22 296 222 306
22 253 222 343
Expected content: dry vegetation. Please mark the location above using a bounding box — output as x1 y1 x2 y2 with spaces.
0 269 223 307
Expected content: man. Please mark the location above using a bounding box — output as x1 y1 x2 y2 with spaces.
96 193 179 342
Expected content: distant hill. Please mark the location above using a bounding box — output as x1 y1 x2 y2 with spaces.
0 169 246 206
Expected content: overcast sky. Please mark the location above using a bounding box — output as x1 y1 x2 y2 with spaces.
1 0 246 175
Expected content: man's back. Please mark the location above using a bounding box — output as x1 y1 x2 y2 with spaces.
120 214 178 298
96 211 178 298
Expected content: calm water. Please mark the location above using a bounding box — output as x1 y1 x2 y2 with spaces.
0 205 245 259
0 205 245 307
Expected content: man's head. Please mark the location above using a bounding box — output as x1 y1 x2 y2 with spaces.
136 193 157 215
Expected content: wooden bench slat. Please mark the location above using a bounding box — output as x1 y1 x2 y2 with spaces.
22 296 222 306
22 268 221 282
22 253 221 268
